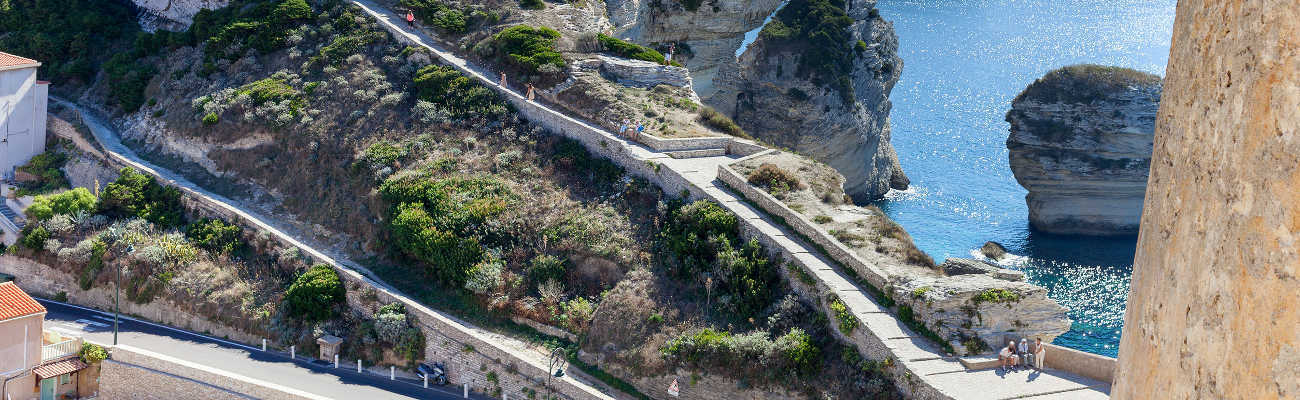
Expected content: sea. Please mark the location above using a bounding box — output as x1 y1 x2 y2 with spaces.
871 0 1177 357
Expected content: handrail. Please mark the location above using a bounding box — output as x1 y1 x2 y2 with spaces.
42 338 81 362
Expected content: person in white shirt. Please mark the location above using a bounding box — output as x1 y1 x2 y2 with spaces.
1033 338 1046 370
999 341 1018 372
1017 337 1030 370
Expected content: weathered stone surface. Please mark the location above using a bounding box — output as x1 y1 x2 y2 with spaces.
940 258 1001 276
1006 65 1161 236
132 0 228 30
584 55 693 89
1112 0 1300 398
608 0 908 200
980 241 1007 260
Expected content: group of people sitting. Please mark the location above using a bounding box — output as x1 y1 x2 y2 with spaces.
618 118 644 141
998 337 1045 372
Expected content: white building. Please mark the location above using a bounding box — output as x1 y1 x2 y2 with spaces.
0 51 48 180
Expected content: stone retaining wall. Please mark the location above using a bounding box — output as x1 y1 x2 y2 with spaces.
1042 343 1115 385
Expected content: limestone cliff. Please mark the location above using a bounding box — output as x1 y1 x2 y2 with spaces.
132 0 228 30
1113 0 1300 398
606 0 909 200
1006 65 1161 235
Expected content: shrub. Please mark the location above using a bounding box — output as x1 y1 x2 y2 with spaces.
659 200 776 319
661 327 820 378
14 150 70 196
375 303 409 343
487 25 564 74
25 188 97 222
527 254 567 288
387 202 484 285
813 215 832 224
678 0 704 11
401 0 470 33
21 225 51 251
973 288 1020 305
98 167 185 228
412 65 508 119
762 0 857 103
698 106 750 138
184 218 243 254
747 163 801 193
79 342 108 364
829 295 857 334
320 33 382 64
596 34 667 64
775 328 820 376
464 258 504 295
520 0 545 9
284 264 346 322
202 112 219 126
361 141 407 168
1015 64 1161 104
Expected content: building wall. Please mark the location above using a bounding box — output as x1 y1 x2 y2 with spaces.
0 66 47 177
1112 0 1300 398
0 313 43 400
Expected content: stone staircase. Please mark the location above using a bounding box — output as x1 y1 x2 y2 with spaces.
0 201 24 230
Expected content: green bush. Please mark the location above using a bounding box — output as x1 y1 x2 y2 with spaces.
1015 64 1162 104
319 33 383 64
25 188 97 222
200 0 315 58
661 327 821 378
520 0 545 9
285 264 346 322
401 0 471 33
98 167 186 228
527 254 567 288
659 200 776 319
185 218 244 254
388 202 484 284
236 77 301 108
550 138 625 188
596 34 667 64
411 65 508 119
678 0 704 11
202 112 219 126
361 141 407 168
78 241 107 291
0 0 139 84
79 342 108 364
14 150 70 196
973 288 1021 305
21 225 50 251
829 295 857 334
487 25 564 74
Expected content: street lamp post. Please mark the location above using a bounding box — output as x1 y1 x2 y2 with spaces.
545 347 567 400
114 245 131 345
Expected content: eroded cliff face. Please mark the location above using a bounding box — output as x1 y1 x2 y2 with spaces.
606 0 908 200
1006 65 1161 236
1113 0 1300 398
132 0 228 30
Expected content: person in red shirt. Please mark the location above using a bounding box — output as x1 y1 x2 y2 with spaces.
405 10 415 27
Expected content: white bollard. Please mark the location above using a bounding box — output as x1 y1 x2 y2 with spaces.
262 338 267 351
463 383 469 398
334 354 339 368
423 375 428 388
290 345 295 360
358 359 362 373
390 366 395 380
503 393 508 400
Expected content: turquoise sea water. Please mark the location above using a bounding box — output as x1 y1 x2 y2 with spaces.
871 0 1176 357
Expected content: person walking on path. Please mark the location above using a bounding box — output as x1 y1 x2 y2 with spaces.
405 10 415 28
635 121 644 141
500 71 508 88
665 43 675 65
526 83 535 101
621 118 631 138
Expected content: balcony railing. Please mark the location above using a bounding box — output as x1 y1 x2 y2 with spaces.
42 338 81 363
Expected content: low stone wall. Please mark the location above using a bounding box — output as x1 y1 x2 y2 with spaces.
102 345 314 400
718 162 1070 350
1042 344 1115 385
0 255 264 344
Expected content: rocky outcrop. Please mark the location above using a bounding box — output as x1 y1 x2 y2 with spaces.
1006 65 1162 235
1113 0 1300 398
132 0 228 30
575 55 694 90
605 0 908 200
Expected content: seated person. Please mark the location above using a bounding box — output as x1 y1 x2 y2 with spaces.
999 341 1019 371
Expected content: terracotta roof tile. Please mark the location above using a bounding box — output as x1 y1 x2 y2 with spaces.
34 358 88 380
0 282 46 321
0 51 40 68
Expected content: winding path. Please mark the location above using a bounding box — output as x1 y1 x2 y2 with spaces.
352 1 1113 399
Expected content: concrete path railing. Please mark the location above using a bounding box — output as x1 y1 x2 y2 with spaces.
353 2 1113 399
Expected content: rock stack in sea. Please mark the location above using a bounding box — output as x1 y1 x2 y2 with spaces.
1005 65 1162 235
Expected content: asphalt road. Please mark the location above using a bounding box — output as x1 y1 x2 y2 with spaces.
38 299 484 400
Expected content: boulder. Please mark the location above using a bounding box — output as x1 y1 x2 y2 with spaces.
980 241 1008 260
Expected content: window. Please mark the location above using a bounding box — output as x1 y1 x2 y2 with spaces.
59 373 70 385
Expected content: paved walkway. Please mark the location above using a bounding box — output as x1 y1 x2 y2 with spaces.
353 2 1112 398
50 97 616 400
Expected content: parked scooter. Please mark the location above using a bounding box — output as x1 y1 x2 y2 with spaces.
417 362 449 386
